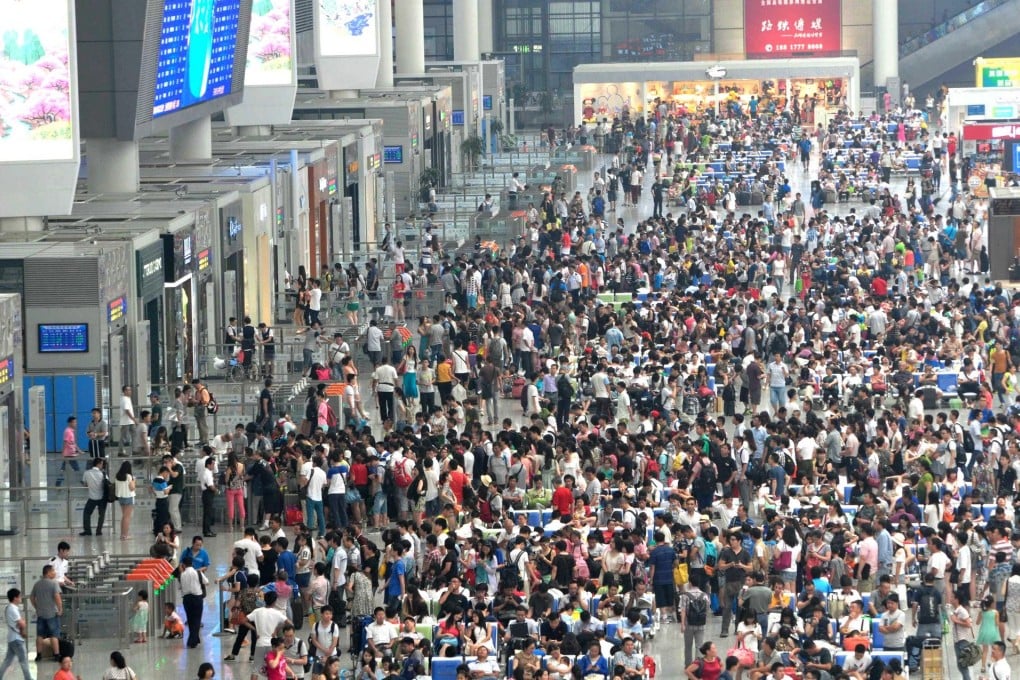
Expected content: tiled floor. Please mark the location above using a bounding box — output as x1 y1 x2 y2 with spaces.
0 144 988 680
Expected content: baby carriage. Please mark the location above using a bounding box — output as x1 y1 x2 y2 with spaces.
214 348 258 382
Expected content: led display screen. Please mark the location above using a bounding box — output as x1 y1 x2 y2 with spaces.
152 0 243 118
318 0 377 56
39 323 88 353
383 145 402 164
245 0 293 86
482 94 492 111
1005 140 1020 173
0 0 74 161
452 110 464 126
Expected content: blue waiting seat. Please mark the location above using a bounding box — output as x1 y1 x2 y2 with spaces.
936 373 958 396
871 619 884 649
433 657 475 680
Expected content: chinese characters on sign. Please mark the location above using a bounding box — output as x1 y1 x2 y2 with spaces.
745 0 842 58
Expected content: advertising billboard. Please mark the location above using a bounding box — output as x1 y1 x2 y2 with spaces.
744 0 842 59
152 0 244 118
975 58 1020 88
318 0 378 56
245 0 293 86
0 0 75 161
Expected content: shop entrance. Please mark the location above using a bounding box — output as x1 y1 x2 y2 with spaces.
143 297 164 386
164 278 195 383
345 182 361 247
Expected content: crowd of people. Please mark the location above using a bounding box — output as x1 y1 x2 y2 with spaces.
16 93 1020 680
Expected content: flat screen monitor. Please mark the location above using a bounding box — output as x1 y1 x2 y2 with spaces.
482 94 492 111
383 145 402 164
452 110 464 126
318 0 378 56
135 0 251 137
244 0 293 86
38 323 88 353
1006 140 1020 172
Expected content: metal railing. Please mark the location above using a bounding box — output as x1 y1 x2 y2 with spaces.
899 0 1011 57
64 586 134 645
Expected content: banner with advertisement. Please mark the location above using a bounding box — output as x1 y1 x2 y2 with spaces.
744 0 842 59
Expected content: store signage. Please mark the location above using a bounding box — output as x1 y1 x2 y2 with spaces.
411 133 419 149
141 256 162 279
367 153 381 171
452 110 465 126
967 104 987 117
226 216 242 242
107 296 127 324
706 65 727 79
963 123 1020 140
0 356 13 388
197 248 211 271
744 0 842 58
976 58 1020 88
993 105 1016 119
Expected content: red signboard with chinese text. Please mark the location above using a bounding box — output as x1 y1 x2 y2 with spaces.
744 0 842 58
963 123 1020 140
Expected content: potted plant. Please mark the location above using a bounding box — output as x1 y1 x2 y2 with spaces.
418 166 441 202
461 134 486 171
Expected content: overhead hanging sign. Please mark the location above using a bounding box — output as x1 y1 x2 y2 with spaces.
744 0 842 59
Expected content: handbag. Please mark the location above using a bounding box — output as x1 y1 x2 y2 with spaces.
726 641 755 667
104 476 117 503
773 550 793 571
673 562 690 586
842 636 871 652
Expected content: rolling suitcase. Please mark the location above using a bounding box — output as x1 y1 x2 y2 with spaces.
57 638 74 661
510 377 527 399
291 595 305 631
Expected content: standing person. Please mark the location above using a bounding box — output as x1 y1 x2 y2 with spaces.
647 531 678 622
100 652 136 680
241 591 290 667
0 588 32 680
191 378 211 446
257 322 276 379
718 532 752 638
240 316 257 371
80 457 108 536
301 321 324 377
199 456 218 538
950 588 977 680
258 378 275 436
58 417 82 485
372 357 399 423
163 452 185 531
989 641 1011 680
118 385 136 457
302 454 327 537
224 451 247 530
29 565 62 661
169 387 188 451
308 279 323 327
766 353 789 413
86 407 108 459
151 467 171 537
114 461 136 540
477 357 501 426
179 556 205 649
147 392 162 437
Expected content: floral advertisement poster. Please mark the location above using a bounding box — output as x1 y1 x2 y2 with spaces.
0 0 74 161
318 0 377 56
246 0 293 86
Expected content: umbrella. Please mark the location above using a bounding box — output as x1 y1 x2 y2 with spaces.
394 326 413 348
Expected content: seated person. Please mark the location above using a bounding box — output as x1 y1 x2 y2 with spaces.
467 645 500 680
617 609 645 643
365 607 398 659
577 640 610 679
840 643 873 680
791 638 834 677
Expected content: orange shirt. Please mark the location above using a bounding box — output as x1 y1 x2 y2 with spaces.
578 262 590 288
436 361 454 383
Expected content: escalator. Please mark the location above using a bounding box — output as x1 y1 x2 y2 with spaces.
897 0 1020 95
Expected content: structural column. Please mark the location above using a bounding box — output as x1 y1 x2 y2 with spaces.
86 138 141 194
453 0 480 61
170 116 213 161
478 0 493 56
377 0 393 87
873 0 899 91
394 0 425 75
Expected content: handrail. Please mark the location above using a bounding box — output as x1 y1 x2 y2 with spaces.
899 0 1011 57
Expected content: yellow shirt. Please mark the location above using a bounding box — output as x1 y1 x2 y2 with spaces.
436 362 454 383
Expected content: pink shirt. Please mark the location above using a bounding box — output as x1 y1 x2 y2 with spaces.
62 427 77 458
858 536 879 573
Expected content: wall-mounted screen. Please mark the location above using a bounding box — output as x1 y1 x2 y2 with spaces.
152 0 244 119
318 0 377 56
38 323 88 353
1005 140 1020 172
245 0 293 86
383 145 403 164
482 94 492 111
452 110 464 126
0 0 75 161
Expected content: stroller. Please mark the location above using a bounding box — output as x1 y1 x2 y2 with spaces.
214 348 258 382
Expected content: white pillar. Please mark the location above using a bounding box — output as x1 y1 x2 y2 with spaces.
453 0 480 62
377 0 393 87
873 0 899 90
478 0 493 55
169 116 213 161
0 217 44 232
86 138 140 194
394 0 425 75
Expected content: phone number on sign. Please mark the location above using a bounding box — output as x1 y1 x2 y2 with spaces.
769 43 826 51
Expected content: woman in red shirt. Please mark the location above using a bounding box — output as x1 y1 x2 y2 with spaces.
349 454 369 522
685 642 722 680
551 475 575 516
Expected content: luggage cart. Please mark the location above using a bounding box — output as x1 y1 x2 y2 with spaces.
921 638 944 680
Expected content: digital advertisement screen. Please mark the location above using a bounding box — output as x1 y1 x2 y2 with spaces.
482 94 492 111
1006 140 1020 173
383 145 403 164
38 323 88 353
245 0 293 86
452 110 464 126
744 0 842 58
318 0 377 56
152 0 243 118
0 0 75 162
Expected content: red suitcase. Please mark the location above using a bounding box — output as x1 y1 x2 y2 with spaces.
510 377 527 399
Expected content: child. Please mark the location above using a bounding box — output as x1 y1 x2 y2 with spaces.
130 590 149 643
162 602 184 639
265 637 289 680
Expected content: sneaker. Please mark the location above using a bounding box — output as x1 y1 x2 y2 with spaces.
224 655 237 661
223 628 236 634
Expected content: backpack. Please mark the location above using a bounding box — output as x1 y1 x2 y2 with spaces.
478 496 493 523
916 589 940 624
561 632 582 655
325 404 338 428
746 458 768 486
500 551 525 590
780 450 797 477
393 459 414 488
692 461 717 494
961 427 976 454
206 392 219 415
406 470 425 503
957 641 982 667
703 541 718 574
645 457 661 479
240 585 260 615
686 594 708 626
557 374 575 400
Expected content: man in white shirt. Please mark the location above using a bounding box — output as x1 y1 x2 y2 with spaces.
234 528 263 576
179 556 206 648
468 645 500 680
989 641 1011 680
372 357 399 423
308 279 322 326
366 320 384 366
119 385 136 456
242 591 290 667
199 456 218 537
327 333 349 380
365 607 398 658
46 542 75 589
302 456 327 537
